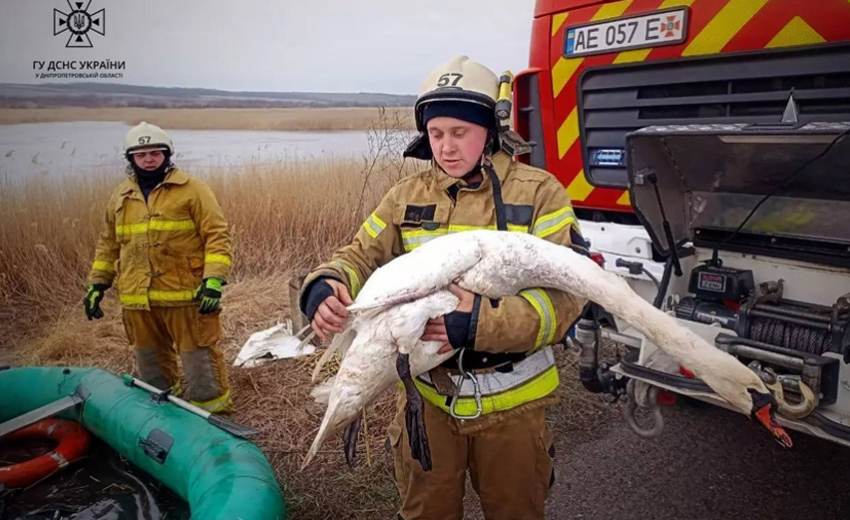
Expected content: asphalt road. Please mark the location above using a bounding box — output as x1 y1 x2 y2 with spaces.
546 400 850 519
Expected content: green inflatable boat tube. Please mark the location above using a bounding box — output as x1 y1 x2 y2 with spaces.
0 366 286 519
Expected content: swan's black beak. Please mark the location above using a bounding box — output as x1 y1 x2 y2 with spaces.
396 352 432 471
749 389 793 448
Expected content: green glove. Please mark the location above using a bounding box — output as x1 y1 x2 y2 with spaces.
83 284 109 320
195 277 223 314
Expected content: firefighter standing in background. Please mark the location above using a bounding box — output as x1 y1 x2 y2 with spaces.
300 56 585 519
84 122 233 413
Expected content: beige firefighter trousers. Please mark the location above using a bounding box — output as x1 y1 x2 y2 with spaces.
389 391 555 520
121 306 231 412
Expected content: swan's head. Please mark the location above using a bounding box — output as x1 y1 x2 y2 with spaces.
749 388 793 448
696 365 793 448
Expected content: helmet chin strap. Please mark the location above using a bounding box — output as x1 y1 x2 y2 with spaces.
481 157 507 232
469 128 497 170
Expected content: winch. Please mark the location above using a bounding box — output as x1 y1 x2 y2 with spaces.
673 262 850 359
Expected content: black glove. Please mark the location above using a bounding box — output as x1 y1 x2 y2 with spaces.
195 277 224 314
300 278 335 321
444 294 480 349
83 284 109 320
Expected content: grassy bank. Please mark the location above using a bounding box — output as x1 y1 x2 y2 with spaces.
0 106 415 131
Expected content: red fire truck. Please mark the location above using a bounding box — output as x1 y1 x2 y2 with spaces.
515 0 850 445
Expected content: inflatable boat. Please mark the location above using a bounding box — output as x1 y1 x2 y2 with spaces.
0 366 286 519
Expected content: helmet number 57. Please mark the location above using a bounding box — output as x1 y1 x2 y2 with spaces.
437 73 463 87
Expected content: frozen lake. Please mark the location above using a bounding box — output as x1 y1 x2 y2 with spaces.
0 122 375 182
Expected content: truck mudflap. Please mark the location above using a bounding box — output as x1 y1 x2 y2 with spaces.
611 360 850 448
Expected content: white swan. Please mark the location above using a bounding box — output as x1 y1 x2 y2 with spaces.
302 230 791 469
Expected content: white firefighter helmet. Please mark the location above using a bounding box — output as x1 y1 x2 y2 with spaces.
124 122 173 156
413 55 500 132
404 56 501 160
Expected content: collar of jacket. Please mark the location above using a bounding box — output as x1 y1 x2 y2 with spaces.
119 165 187 196
434 151 513 192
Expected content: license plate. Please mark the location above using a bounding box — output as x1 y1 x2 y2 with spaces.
564 7 689 58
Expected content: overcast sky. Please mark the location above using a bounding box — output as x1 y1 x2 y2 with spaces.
0 0 536 94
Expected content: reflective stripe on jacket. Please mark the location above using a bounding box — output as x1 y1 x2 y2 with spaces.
303 151 585 415
88 167 232 310
415 348 559 416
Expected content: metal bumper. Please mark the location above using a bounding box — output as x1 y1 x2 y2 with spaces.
612 360 850 448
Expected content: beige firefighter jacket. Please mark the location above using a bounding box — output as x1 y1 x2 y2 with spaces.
88 167 232 310
303 152 585 353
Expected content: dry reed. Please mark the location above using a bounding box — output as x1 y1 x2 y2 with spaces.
0 107 415 131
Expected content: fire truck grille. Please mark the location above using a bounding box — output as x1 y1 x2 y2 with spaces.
578 43 850 188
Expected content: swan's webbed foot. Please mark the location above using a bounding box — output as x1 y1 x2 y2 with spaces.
342 416 362 467
397 352 432 471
